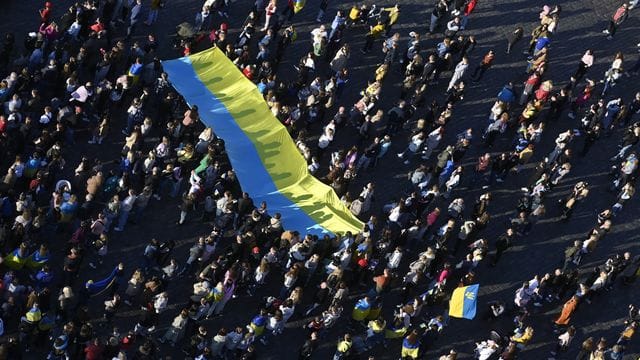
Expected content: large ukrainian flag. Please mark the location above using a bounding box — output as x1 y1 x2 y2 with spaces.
162 47 363 235
449 284 479 320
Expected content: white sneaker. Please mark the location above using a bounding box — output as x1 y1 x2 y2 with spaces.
114 227 123 232
602 29 610 34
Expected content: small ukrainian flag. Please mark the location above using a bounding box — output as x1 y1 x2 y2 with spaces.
449 284 479 320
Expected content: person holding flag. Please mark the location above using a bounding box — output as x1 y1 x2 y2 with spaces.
351 296 371 324
27 244 51 269
249 309 269 337
4 243 31 270
363 316 386 350
449 283 479 320
85 263 124 297
282 0 305 21
401 329 421 359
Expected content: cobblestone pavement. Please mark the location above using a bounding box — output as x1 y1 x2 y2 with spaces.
2 0 640 359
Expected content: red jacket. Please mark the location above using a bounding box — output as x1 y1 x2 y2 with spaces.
464 0 477 16
39 7 51 23
84 343 104 360
613 5 628 25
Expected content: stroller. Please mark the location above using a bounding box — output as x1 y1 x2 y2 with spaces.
474 330 510 359
172 22 197 54
172 22 212 55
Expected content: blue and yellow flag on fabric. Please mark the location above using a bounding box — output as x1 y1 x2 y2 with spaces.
162 47 363 236
449 284 479 320
86 266 120 297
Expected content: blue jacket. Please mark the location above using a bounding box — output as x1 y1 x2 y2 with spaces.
130 3 143 22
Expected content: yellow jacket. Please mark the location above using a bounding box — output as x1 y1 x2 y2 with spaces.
383 7 400 25
511 331 533 344
349 6 360 20
369 24 385 37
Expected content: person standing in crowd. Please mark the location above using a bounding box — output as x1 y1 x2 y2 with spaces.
126 0 143 40
361 21 385 54
0 1 637 360
602 3 629 39
471 50 495 82
491 228 515 266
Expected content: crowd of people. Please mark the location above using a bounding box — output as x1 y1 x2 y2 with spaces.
0 0 638 359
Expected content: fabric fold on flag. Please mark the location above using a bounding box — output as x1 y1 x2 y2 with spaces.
85 266 120 296
162 47 363 235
